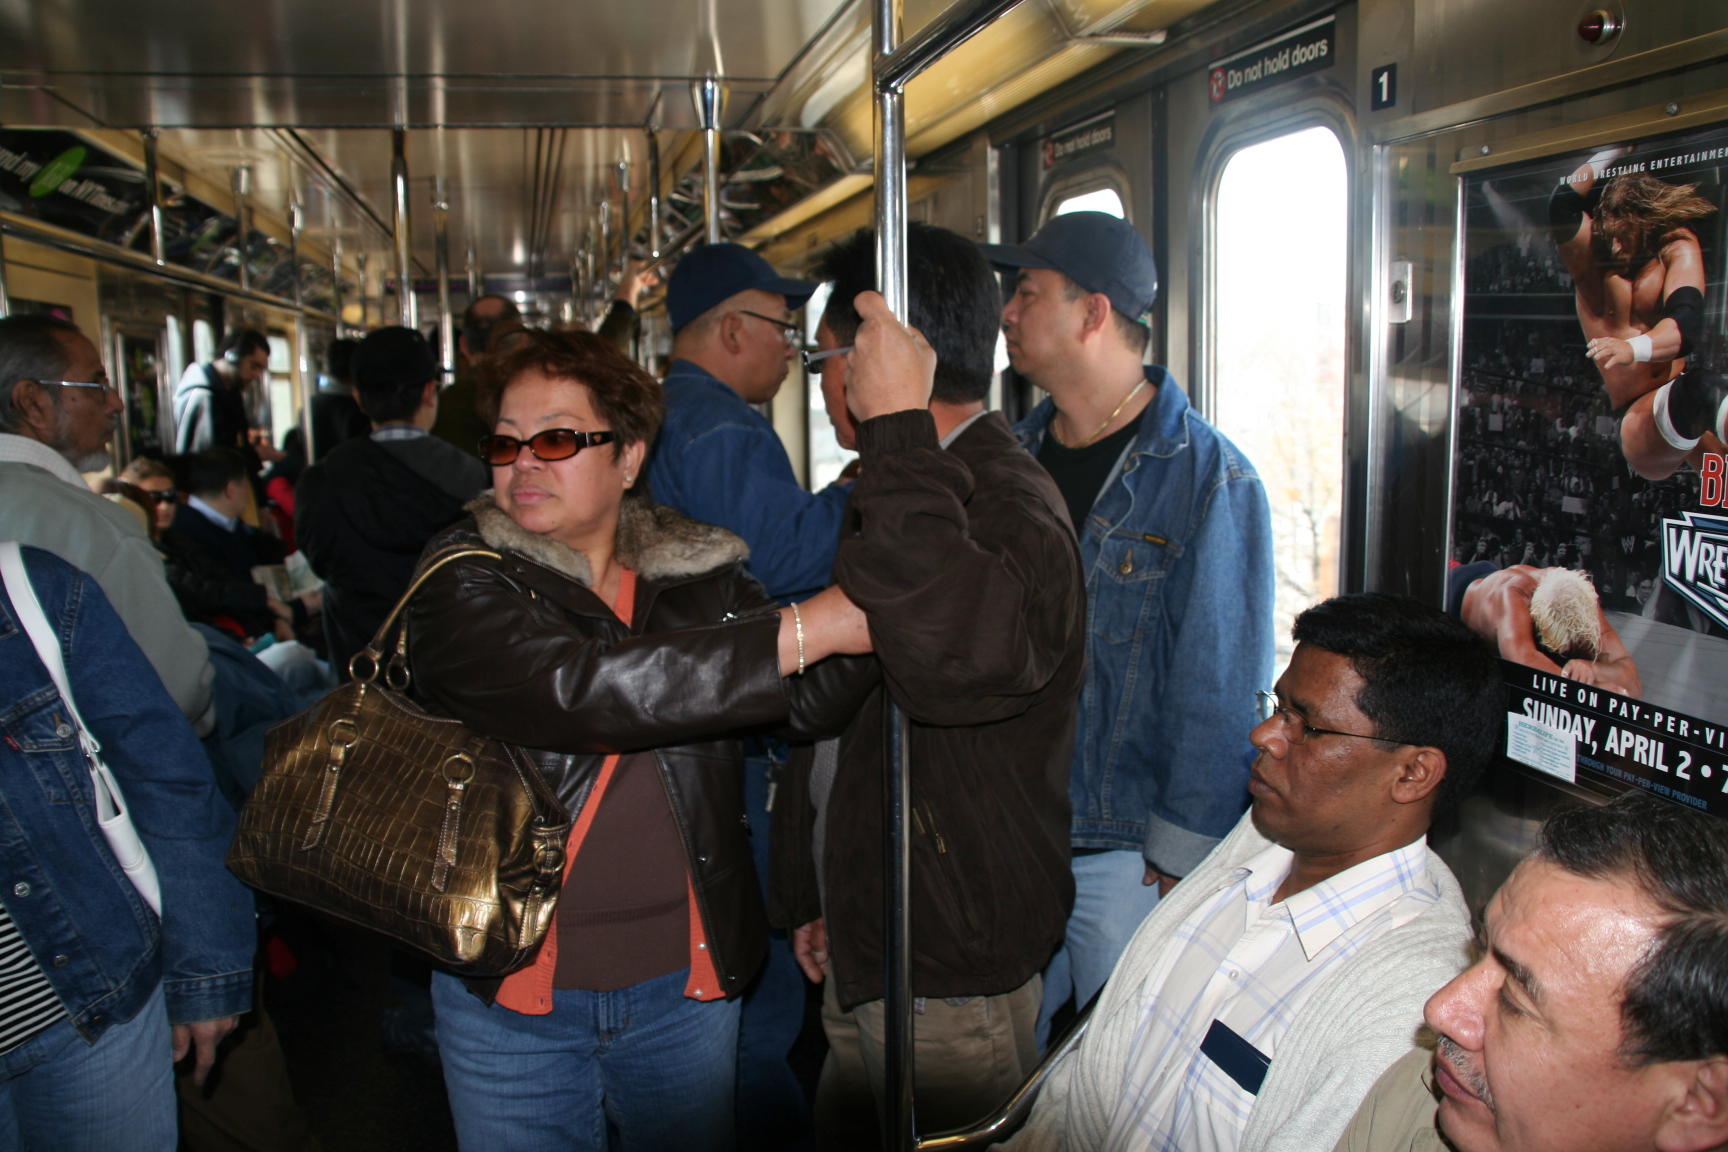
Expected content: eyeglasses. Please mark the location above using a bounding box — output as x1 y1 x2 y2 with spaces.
1254 690 1404 746
143 486 178 504
801 345 853 371
733 310 800 346
477 429 618 466
40 378 116 396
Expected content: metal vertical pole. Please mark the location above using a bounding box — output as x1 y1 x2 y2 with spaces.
357 251 371 331
466 241 480 301
392 128 417 329
289 199 314 462
232 166 252 292
694 75 724 244
598 200 613 315
646 127 663 260
142 129 166 267
433 180 455 383
873 0 914 1147
0 225 10 317
331 239 345 335
616 157 631 277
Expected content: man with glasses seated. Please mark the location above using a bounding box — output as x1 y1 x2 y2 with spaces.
1005 593 1501 1152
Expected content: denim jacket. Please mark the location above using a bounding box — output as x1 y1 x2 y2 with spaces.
1015 368 1274 875
0 546 255 1039
643 359 850 602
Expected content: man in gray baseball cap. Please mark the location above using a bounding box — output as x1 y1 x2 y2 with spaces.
985 211 1277 1050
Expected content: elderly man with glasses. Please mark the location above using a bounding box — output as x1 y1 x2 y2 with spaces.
1005 592 1503 1152
0 314 217 737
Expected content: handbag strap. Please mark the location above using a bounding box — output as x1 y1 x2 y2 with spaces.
349 546 501 685
0 542 104 765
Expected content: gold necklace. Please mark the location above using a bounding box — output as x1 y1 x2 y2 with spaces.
1056 378 1148 449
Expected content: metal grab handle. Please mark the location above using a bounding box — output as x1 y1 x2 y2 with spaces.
915 1003 1092 1150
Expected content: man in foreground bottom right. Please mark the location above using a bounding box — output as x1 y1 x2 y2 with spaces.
1337 790 1728 1152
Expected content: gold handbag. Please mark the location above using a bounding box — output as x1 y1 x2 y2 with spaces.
228 548 571 976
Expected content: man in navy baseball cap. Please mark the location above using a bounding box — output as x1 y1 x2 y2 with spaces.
981 210 1159 326
987 209 1276 1055
667 242 818 335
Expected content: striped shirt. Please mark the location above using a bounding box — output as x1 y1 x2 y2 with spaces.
0 903 67 1054
1104 836 1441 1152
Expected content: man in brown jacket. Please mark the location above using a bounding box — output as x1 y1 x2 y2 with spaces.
779 224 1086 1146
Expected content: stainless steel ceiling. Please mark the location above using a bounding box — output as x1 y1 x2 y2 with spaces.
0 0 1195 295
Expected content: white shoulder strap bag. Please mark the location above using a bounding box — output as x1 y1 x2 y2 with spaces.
0 542 162 915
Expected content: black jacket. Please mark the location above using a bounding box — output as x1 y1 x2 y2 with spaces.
158 503 287 638
777 409 1085 1009
296 435 484 669
405 496 870 1000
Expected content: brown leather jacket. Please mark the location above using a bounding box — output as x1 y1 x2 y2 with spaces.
406 494 867 999
777 410 1085 1010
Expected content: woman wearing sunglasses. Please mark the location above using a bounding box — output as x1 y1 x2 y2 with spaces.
402 328 869 1152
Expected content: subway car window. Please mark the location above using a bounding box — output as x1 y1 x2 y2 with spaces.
1053 187 1125 217
803 281 855 489
1211 125 1347 674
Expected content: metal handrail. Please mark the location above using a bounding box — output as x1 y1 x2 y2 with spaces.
917 1004 1092 1149
870 1 1031 1148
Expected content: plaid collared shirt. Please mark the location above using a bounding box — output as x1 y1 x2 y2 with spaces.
1104 836 1440 1152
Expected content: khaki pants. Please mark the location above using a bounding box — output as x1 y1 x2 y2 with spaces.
815 974 1039 1150
177 996 319 1152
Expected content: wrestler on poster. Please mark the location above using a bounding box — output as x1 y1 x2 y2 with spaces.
1450 123 1728 811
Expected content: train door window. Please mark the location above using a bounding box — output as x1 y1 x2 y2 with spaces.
191 318 216 367
1053 187 1124 218
1210 125 1347 673
264 334 296 451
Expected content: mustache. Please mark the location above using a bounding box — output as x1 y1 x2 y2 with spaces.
1436 1036 1495 1111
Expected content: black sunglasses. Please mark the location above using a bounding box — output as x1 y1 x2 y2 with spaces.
477 428 618 466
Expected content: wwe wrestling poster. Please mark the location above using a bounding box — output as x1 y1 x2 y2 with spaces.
1450 123 1728 817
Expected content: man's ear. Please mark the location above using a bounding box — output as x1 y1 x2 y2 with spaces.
1390 746 1447 806
1656 1058 1728 1152
719 312 745 354
7 378 57 438
1079 292 1114 341
420 379 440 412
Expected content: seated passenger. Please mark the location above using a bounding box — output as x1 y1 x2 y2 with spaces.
1006 593 1502 1152
1336 791 1728 1152
402 329 871 1152
158 448 300 642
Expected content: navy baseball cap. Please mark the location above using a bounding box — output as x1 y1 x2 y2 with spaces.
667 243 817 333
980 212 1159 323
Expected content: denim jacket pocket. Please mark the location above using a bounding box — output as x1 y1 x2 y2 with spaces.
1093 532 1174 641
0 686 90 805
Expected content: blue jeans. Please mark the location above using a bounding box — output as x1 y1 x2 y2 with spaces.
432 967 742 1152
1035 849 1163 1049
737 752 812 1149
0 982 176 1151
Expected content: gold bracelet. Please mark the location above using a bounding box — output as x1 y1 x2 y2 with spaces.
791 602 806 676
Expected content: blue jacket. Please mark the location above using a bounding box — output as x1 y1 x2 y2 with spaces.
1015 369 1275 874
644 359 850 601
0 547 255 1039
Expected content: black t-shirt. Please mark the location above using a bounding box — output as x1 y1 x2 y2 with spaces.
1037 411 1146 535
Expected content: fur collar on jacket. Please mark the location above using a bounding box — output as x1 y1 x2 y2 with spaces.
465 491 749 587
